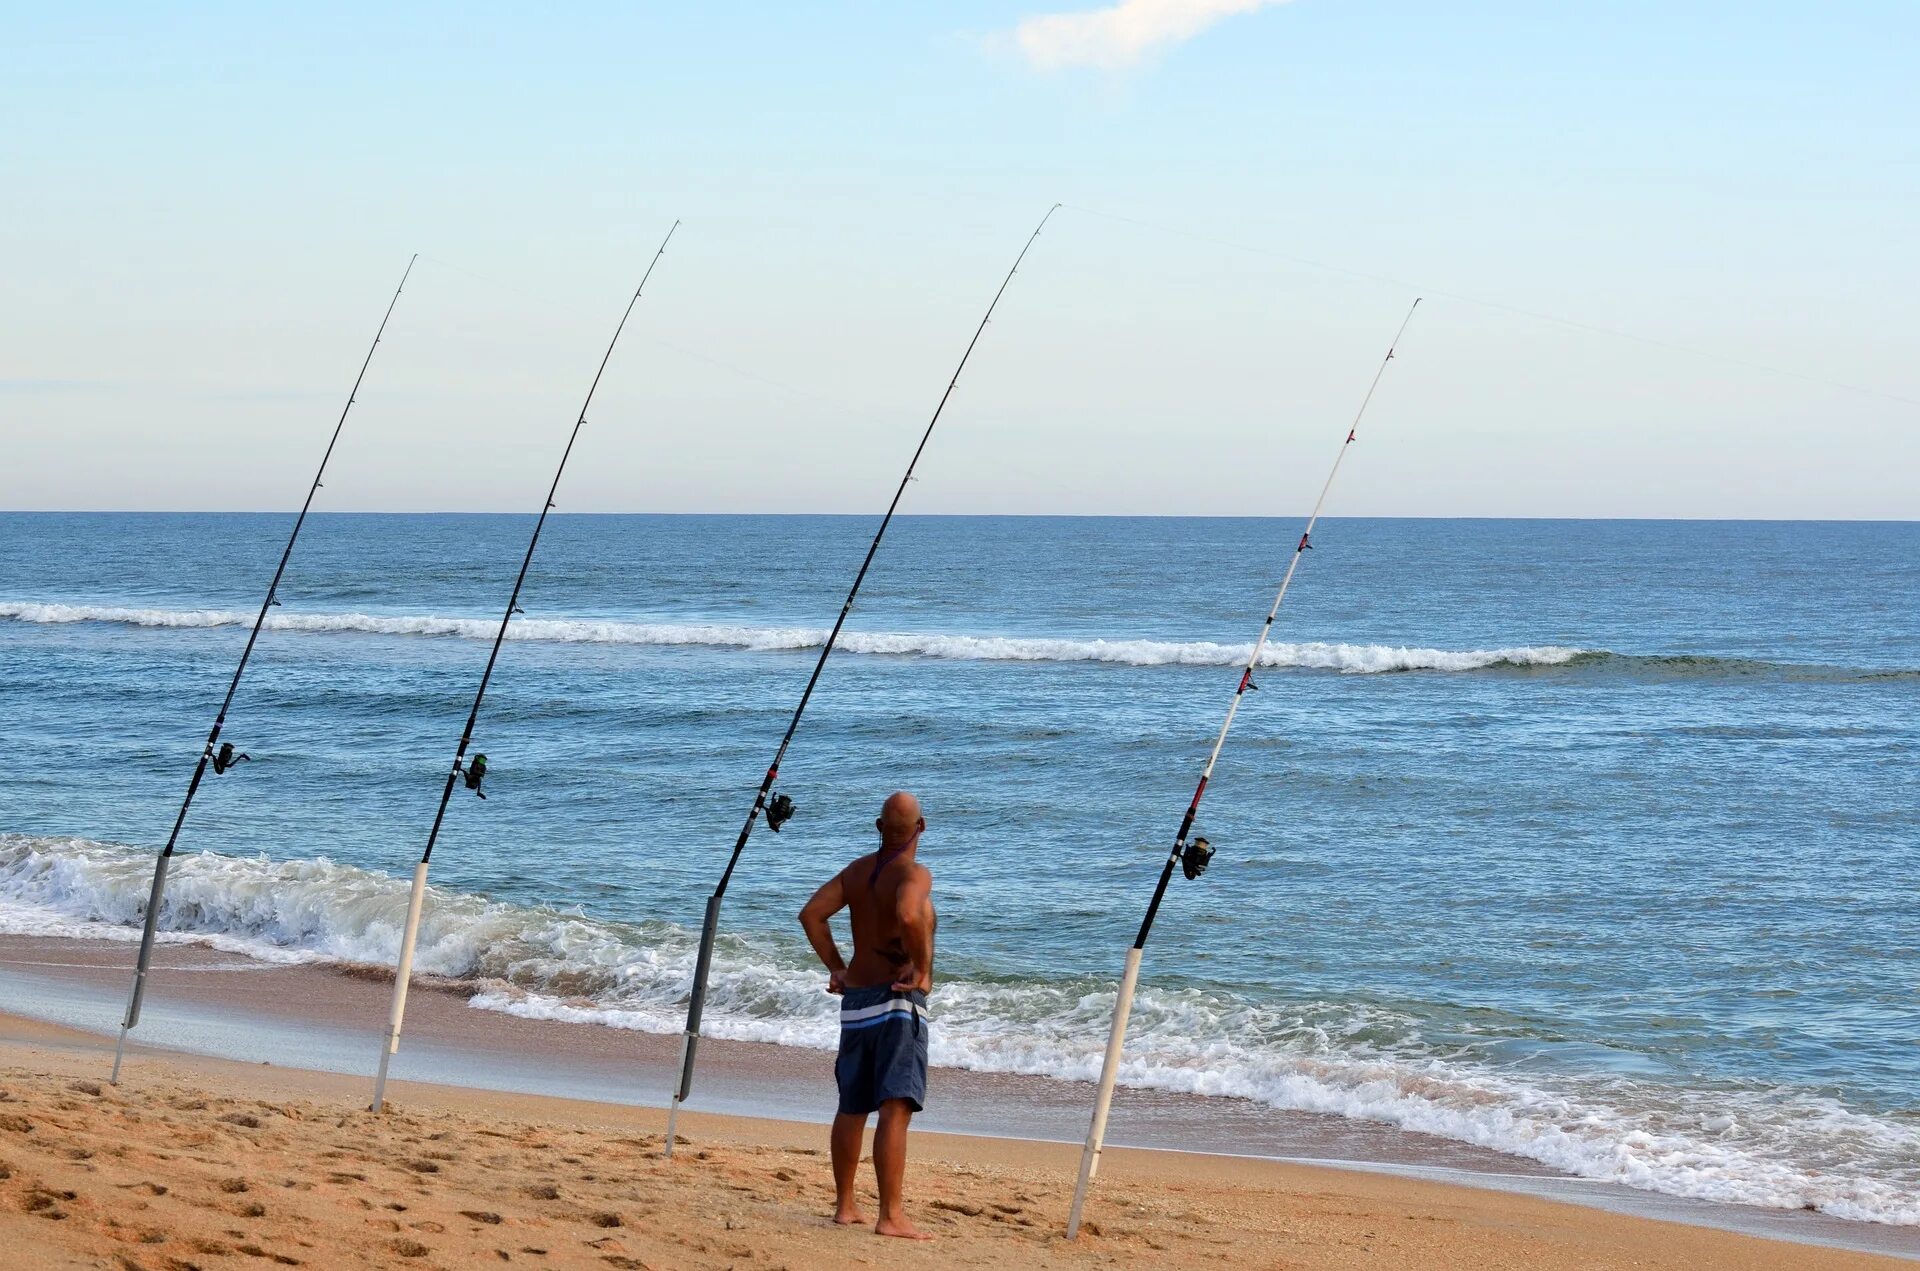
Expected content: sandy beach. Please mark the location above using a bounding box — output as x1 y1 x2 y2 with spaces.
0 1007 1910 1271
8 0 1920 1262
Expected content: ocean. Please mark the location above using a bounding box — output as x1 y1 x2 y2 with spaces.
0 511 1915 1224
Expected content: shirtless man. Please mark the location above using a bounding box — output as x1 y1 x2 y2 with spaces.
797 791 936 1241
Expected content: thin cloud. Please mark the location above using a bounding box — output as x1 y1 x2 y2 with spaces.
1013 0 1291 70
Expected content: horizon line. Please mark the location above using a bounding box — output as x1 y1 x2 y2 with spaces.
3 509 1918 526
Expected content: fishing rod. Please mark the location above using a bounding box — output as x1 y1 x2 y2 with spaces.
662 204 1062 1156
109 254 418 1086
369 222 679 1112
1064 299 1421 1239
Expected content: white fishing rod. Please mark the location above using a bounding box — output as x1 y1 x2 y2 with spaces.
110 254 418 1085
369 222 678 1112
1065 299 1421 1238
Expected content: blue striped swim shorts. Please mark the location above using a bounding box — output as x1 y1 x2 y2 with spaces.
835 984 930 1115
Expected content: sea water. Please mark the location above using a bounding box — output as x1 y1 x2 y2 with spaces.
0 512 1915 1221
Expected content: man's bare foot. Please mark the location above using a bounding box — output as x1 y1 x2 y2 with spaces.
875 1214 934 1241
833 1204 870 1226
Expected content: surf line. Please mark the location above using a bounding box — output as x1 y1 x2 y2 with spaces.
108 254 420 1086
661 204 1063 1157
367 222 679 1113
1064 298 1422 1239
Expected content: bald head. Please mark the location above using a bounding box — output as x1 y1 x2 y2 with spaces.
877 791 924 850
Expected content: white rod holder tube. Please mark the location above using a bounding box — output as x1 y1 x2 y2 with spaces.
1066 946 1143 1239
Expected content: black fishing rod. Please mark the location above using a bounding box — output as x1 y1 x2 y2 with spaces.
662 205 1062 1154
109 254 419 1085
369 221 678 1112
1064 299 1422 1238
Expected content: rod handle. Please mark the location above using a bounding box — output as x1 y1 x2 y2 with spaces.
674 895 724 1103
122 854 173 1031
387 862 431 1051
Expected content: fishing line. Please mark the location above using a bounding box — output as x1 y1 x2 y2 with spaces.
1064 298 1422 1239
367 222 679 1113
660 204 1063 1156
107 254 418 1086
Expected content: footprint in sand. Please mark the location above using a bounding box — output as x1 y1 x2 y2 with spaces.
25 1188 72 1219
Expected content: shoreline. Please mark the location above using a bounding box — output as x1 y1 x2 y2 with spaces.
0 931 1914 1261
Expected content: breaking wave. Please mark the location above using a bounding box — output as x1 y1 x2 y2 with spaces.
9 600 1913 680
0 600 1584 673
2 832 1916 1225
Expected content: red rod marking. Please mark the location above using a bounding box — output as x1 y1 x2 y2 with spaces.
1186 776 1209 814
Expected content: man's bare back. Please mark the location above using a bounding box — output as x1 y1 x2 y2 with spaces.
838 847 935 990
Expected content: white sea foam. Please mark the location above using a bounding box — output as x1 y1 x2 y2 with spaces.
0 602 1586 673
2 832 1916 1224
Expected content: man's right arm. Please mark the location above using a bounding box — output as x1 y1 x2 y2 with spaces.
797 871 849 993
891 867 936 994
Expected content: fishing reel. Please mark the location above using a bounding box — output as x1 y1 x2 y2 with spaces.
764 791 795 832
210 742 251 775
1180 834 1214 881
461 753 489 799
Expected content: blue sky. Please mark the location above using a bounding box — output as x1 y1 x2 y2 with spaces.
3 2 1915 517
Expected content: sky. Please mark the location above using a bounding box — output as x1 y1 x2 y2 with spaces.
2 1 1915 518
